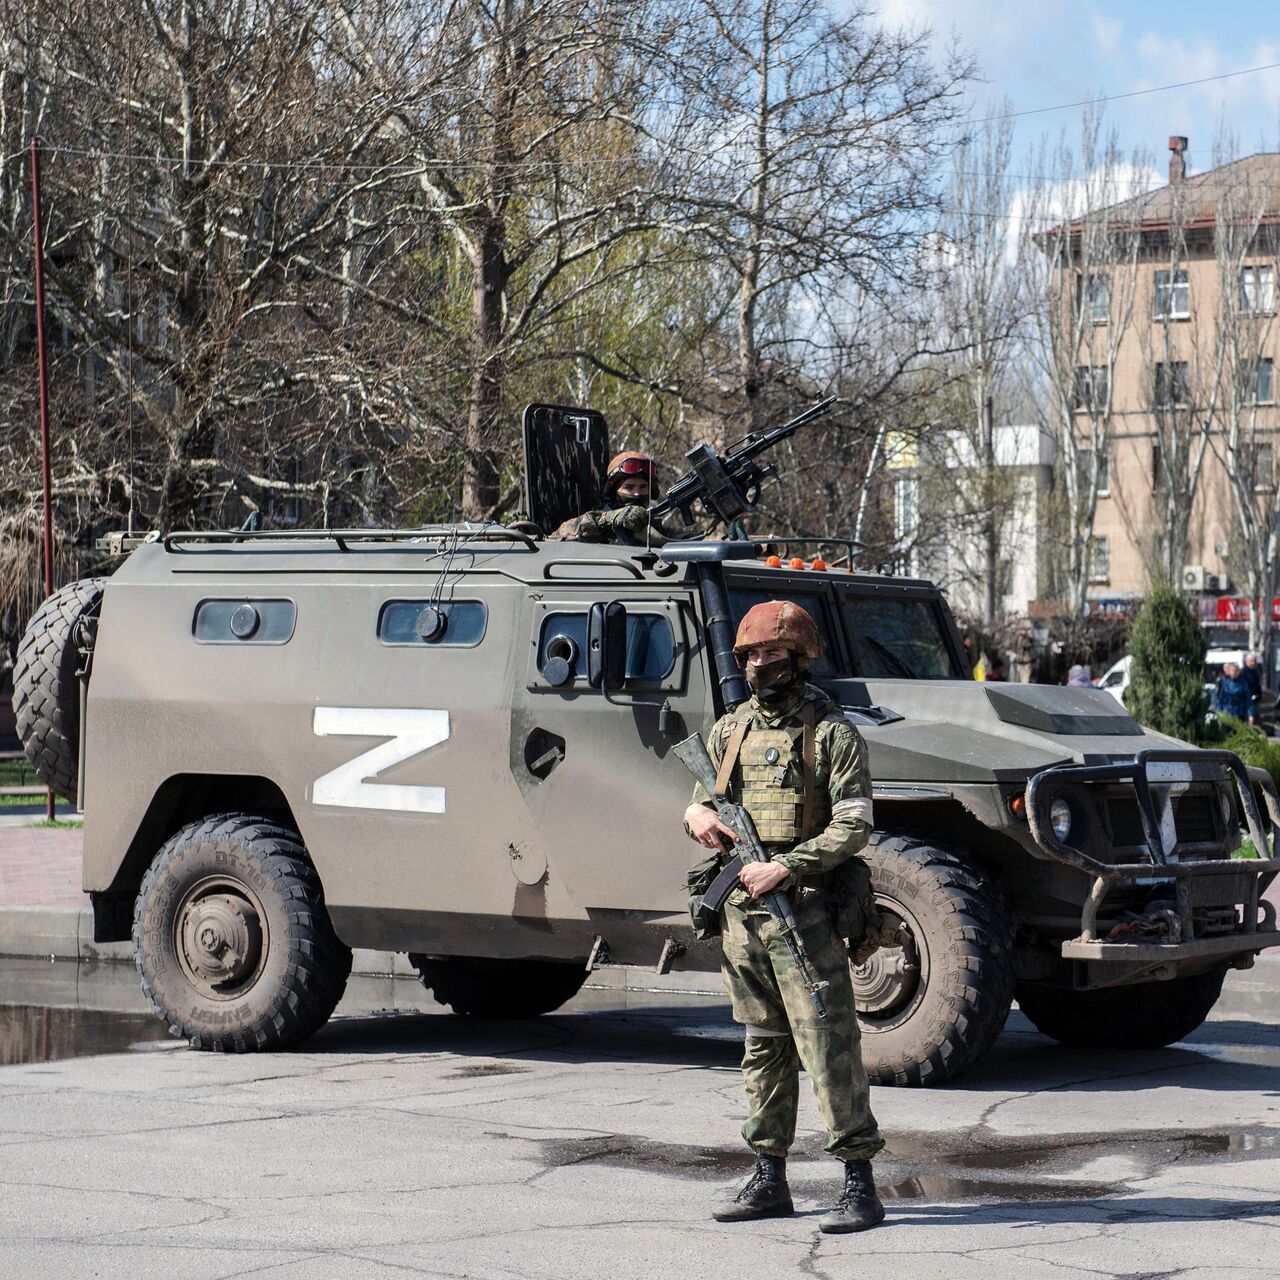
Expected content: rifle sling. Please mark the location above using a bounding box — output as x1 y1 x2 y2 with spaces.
713 717 751 798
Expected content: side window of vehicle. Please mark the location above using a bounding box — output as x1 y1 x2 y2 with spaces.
378 600 488 647
193 599 296 645
726 588 836 677
535 609 679 687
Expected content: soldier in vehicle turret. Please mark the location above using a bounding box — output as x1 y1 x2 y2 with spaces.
683 600 886 1234
551 451 671 546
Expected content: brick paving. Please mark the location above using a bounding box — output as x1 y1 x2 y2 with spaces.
0 825 87 908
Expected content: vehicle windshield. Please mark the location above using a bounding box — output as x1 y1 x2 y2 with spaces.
839 594 965 679
725 579 965 680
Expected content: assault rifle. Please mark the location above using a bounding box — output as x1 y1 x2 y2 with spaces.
673 731 830 1021
649 396 835 530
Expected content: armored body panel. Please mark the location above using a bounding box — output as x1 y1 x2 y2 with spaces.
26 527 1276 1080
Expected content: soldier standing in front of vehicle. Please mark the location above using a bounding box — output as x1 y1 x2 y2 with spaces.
683 600 885 1233
551 451 670 546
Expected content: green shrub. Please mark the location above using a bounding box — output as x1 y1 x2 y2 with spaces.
1124 584 1207 742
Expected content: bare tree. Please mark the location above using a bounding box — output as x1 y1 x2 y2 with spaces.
933 107 1028 625
1209 139 1280 654
664 0 971 433
1025 111 1146 614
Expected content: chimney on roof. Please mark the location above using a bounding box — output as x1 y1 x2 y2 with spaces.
1169 136 1188 183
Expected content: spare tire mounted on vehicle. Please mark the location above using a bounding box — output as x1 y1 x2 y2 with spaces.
12 577 106 801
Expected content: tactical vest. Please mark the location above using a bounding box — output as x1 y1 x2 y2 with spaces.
715 701 829 844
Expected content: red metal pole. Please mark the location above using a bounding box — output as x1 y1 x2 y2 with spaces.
30 137 56 823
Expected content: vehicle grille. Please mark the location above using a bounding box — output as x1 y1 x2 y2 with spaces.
1106 797 1145 846
1172 794 1216 843
1105 793 1218 849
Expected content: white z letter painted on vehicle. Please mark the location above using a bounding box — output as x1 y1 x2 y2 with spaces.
312 707 450 814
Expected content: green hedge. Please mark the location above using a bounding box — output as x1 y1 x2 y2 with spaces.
1213 714 1280 789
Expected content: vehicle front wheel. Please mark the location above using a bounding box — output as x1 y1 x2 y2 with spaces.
409 954 588 1017
852 831 1014 1086
1016 969 1226 1049
133 813 352 1051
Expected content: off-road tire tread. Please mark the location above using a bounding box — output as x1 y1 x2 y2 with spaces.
859 830 1014 1087
12 577 106 799
1016 968 1226 1049
408 953 588 1018
133 812 352 1052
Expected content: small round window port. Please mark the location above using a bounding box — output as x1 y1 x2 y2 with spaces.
230 604 260 639
415 605 446 641
542 634 578 686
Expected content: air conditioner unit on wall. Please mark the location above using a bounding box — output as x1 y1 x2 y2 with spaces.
1182 565 1206 591
1205 573 1228 593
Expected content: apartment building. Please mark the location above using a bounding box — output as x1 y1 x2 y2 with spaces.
1060 139 1280 611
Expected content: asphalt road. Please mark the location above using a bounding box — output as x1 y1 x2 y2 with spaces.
1 985 1278 1280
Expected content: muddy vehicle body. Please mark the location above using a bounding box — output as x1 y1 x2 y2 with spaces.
13 406 1280 1083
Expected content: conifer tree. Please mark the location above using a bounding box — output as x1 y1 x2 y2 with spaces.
1124 585 1206 741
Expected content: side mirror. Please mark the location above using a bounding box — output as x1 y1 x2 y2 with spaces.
587 601 627 690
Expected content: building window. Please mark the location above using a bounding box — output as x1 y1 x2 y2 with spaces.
1255 443 1275 492
1088 535 1110 584
1241 265 1275 314
1077 446 1110 496
1154 361 1190 408
1154 268 1190 320
1079 272 1111 324
894 474 917 543
1250 357 1275 405
1073 364 1109 411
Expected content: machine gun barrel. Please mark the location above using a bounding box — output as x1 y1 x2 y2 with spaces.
673 732 830 1020
649 396 836 528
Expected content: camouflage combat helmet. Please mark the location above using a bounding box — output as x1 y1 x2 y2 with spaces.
605 451 659 499
733 599 823 662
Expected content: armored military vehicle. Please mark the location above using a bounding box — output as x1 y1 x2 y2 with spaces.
12 404 1280 1083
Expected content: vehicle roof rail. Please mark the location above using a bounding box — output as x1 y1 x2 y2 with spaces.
162 524 540 553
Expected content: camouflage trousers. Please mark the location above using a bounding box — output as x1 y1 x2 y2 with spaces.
720 892 883 1162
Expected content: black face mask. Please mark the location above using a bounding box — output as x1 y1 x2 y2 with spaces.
746 656 800 706
618 492 649 508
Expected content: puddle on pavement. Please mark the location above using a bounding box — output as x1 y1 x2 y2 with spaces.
0 1004 173 1066
538 1134 751 1178
447 1062 533 1079
532 1125 1280 1199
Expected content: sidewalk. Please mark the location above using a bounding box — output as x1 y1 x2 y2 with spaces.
0 821 1275 1017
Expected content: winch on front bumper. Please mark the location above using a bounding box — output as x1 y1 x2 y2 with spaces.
1025 749 1280 972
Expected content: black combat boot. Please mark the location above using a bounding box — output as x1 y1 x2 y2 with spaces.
818 1159 885 1234
712 1154 794 1222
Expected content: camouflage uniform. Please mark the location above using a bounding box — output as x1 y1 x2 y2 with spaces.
690 684 883 1163
551 502 669 547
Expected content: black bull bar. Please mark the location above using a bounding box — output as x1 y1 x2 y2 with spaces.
1025 749 1280 962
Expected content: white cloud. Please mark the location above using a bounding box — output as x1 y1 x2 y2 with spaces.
1127 34 1280 155
1091 13 1122 57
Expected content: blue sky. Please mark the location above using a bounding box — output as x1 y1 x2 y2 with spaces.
873 0 1280 173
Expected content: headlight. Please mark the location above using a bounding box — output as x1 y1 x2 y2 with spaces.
1050 797 1073 841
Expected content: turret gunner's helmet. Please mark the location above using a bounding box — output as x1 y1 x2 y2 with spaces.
732 599 823 664
604 451 660 502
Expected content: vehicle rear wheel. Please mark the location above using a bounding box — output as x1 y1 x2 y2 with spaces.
12 577 106 800
409 954 588 1017
133 813 352 1051
1016 969 1226 1049
852 831 1014 1086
